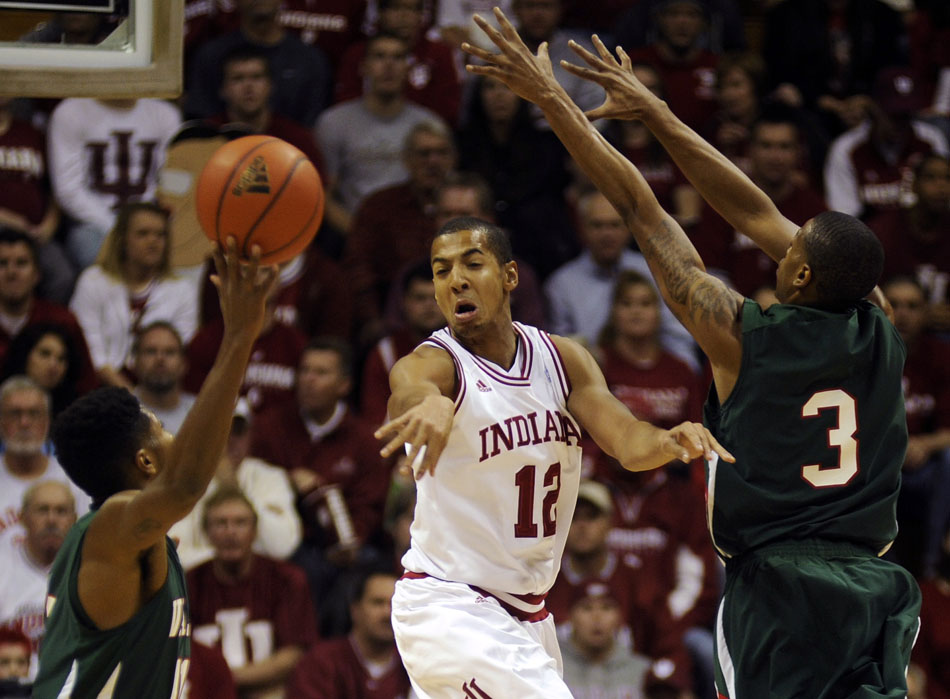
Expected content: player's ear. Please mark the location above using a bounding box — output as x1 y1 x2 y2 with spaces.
135 448 158 478
503 260 519 292
793 262 812 289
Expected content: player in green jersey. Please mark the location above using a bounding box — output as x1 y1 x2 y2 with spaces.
464 10 921 698
32 241 277 699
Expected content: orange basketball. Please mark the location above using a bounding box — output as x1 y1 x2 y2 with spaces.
195 135 324 264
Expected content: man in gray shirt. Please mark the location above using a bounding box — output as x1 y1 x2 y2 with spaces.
131 322 195 435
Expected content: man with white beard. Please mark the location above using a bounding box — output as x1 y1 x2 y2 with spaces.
0 376 89 536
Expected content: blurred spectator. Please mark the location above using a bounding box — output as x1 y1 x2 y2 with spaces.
870 153 950 333
626 0 719 131
882 276 950 579
69 202 198 390
429 0 512 49
0 377 89 535
188 487 318 698
693 109 827 297
169 398 301 570
287 569 410 698
183 640 239 699
187 0 368 70
597 270 704 432
345 119 455 336
250 339 391 625
561 591 652 699
316 34 445 233
613 0 747 54
336 0 462 126
0 626 31 698
0 97 72 304
1 323 82 419
360 260 444 428
206 45 325 173
824 66 948 220
610 64 701 228
547 480 693 697
544 191 698 370
186 0 332 128
598 461 719 699
199 245 353 341
510 0 605 128
702 52 766 173
912 526 950 699
763 0 906 134
47 99 180 269
130 322 195 435
0 481 76 680
0 230 97 397
456 76 577 279
186 285 306 414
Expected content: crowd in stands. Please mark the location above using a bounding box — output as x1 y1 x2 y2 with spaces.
0 0 949 696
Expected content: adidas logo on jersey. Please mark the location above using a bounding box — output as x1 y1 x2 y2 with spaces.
476 379 492 392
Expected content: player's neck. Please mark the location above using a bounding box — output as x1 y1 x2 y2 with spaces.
453 319 518 370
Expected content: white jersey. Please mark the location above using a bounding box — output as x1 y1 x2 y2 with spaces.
0 527 50 680
402 323 583 606
0 457 91 538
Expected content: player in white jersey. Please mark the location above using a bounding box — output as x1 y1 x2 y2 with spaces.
375 217 733 698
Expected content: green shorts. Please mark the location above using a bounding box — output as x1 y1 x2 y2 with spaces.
714 540 920 699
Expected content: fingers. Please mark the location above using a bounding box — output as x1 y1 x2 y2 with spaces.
461 41 500 64
616 45 632 71
591 34 613 62
706 431 736 463
560 59 605 84
567 39 603 68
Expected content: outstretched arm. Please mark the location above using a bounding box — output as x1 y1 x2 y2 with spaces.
560 36 799 263
463 10 744 386
553 335 733 471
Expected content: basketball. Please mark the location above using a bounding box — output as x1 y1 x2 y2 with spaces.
195 135 324 264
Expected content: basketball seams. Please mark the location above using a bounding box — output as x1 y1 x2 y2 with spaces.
253 161 324 262
242 155 311 260
213 137 280 246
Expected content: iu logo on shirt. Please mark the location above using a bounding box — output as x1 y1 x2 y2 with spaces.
461 677 493 698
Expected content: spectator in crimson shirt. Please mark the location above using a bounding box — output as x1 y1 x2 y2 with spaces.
626 0 719 131
335 0 461 126
869 153 950 333
188 486 318 697
0 230 97 397
546 480 695 696
206 45 326 176
183 641 238 699
912 528 950 699
0 97 72 304
692 109 827 296
250 338 391 627
882 276 950 579
184 286 306 414
287 569 411 699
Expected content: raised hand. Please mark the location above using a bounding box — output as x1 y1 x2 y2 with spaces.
375 395 455 480
559 35 665 122
461 8 563 105
211 237 279 343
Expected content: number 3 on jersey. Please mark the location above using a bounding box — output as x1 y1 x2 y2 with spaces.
801 389 859 488
514 462 561 538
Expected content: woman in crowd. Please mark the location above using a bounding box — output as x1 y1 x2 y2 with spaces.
1 322 84 417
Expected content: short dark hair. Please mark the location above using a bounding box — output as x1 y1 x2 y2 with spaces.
2 323 81 414
0 227 39 267
348 566 398 607
803 211 884 306
364 30 409 55
51 387 154 506
433 217 513 266
302 337 353 379
221 44 272 78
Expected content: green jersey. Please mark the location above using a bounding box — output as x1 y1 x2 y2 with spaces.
703 300 907 558
33 511 191 698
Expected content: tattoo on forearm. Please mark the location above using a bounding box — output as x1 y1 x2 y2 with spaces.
132 518 163 540
642 219 737 327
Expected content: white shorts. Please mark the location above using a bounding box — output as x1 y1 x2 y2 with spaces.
392 575 572 699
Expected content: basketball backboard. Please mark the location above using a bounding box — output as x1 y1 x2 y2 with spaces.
0 0 182 98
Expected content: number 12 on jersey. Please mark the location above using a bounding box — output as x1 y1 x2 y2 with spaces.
514 462 561 538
